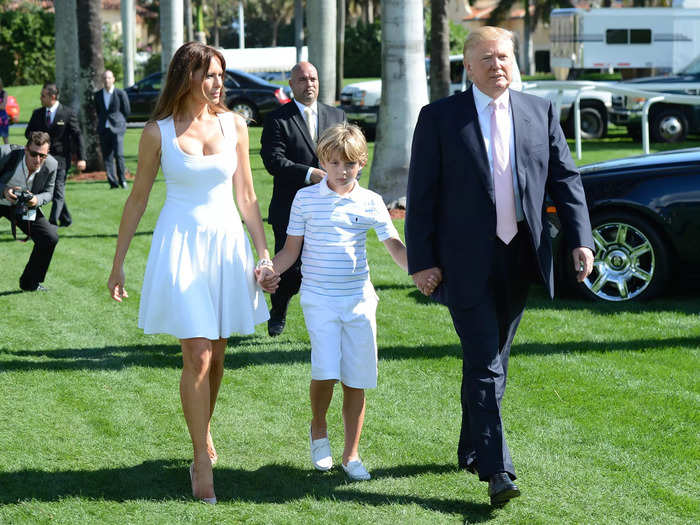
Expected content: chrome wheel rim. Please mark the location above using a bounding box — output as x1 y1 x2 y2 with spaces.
232 103 254 123
585 221 655 301
658 115 683 142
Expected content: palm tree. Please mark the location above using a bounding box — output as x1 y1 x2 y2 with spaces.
368 0 428 206
160 0 184 72
76 0 104 170
306 0 336 105
430 0 450 102
54 0 81 111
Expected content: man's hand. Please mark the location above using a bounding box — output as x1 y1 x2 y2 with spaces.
28 195 38 207
411 267 443 296
3 187 18 203
309 168 326 184
76 160 86 171
572 247 595 283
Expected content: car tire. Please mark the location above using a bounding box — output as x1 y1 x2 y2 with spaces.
569 210 670 302
230 100 258 125
565 105 607 139
651 109 688 143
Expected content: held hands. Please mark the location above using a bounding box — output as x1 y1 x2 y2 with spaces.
255 261 280 293
76 160 87 172
107 268 129 302
309 168 326 184
572 247 595 283
411 266 443 296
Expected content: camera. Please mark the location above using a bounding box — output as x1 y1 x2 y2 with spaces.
13 189 33 217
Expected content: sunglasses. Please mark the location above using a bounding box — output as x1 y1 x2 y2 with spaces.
27 149 48 160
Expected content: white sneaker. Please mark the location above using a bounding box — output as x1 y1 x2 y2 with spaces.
342 459 371 481
309 428 333 471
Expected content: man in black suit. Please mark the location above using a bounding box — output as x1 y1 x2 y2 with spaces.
0 132 59 292
405 27 595 505
94 69 131 189
260 61 346 336
25 83 85 227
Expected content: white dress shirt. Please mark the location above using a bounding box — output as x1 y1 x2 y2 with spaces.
471 84 524 221
294 99 319 185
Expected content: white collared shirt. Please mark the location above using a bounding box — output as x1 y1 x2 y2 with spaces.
46 101 59 126
287 177 399 298
294 99 319 185
103 87 115 129
471 84 524 221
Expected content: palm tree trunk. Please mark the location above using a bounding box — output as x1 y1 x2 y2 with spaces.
336 0 345 101
54 0 80 111
161 0 185 72
294 0 304 63
368 0 428 206
430 0 450 102
306 0 336 105
122 0 136 87
76 0 104 171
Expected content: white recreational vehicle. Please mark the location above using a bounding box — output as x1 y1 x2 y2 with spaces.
550 3 700 79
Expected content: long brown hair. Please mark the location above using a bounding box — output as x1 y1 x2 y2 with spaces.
150 42 229 122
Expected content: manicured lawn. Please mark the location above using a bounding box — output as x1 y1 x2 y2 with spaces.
0 126 698 524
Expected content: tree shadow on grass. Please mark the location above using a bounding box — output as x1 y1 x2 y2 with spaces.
0 460 494 521
1 333 698 373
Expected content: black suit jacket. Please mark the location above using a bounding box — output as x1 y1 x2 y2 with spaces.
260 100 345 226
405 87 594 307
0 144 58 208
94 88 130 135
25 103 85 170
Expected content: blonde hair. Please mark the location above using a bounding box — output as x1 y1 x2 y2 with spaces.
463 26 515 60
151 42 229 121
316 123 368 165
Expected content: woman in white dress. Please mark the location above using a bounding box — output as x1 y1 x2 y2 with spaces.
108 42 277 504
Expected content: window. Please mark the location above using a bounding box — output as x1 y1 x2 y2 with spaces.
606 29 652 45
630 29 652 44
606 29 628 44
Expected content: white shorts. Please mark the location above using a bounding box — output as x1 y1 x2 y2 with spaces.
300 290 379 389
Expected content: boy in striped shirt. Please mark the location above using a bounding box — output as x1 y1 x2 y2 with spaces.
270 123 426 481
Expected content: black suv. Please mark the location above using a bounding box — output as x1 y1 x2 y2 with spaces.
125 69 291 123
610 56 700 142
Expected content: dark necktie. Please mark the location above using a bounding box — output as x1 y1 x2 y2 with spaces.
45 109 51 127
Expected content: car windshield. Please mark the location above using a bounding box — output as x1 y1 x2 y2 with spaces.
680 55 700 75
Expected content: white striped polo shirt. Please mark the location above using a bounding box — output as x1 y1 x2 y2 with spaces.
287 177 400 298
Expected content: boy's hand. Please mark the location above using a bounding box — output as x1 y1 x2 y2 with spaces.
412 267 442 296
255 266 280 293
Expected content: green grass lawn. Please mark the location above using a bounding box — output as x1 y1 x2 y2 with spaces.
0 126 698 524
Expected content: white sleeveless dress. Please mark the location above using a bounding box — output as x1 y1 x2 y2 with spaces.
138 113 269 339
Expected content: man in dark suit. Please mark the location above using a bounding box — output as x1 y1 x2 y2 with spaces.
94 69 131 189
25 83 86 227
260 61 346 336
0 132 59 292
405 27 595 505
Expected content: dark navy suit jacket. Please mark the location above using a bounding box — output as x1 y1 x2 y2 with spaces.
405 86 594 308
94 88 131 135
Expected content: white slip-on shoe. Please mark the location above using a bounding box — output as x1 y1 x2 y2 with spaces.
309 427 333 471
342 459 371 481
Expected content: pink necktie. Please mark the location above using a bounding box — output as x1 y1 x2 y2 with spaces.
490 100 518 244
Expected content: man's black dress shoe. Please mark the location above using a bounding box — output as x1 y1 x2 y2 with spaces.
120 181 128 189
59 221 71 228
267 307 286 337
20 283 48 292
488 472 520 506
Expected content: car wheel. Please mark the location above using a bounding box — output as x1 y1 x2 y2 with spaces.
230 100 257 125
651 109 687 143
579 106 606 139
572 211 669 302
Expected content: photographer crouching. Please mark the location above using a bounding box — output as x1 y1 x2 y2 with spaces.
0 132 59 292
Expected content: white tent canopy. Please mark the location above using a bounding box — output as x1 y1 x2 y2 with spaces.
218 46 308 73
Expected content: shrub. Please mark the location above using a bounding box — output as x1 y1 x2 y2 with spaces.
0 6 55 85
